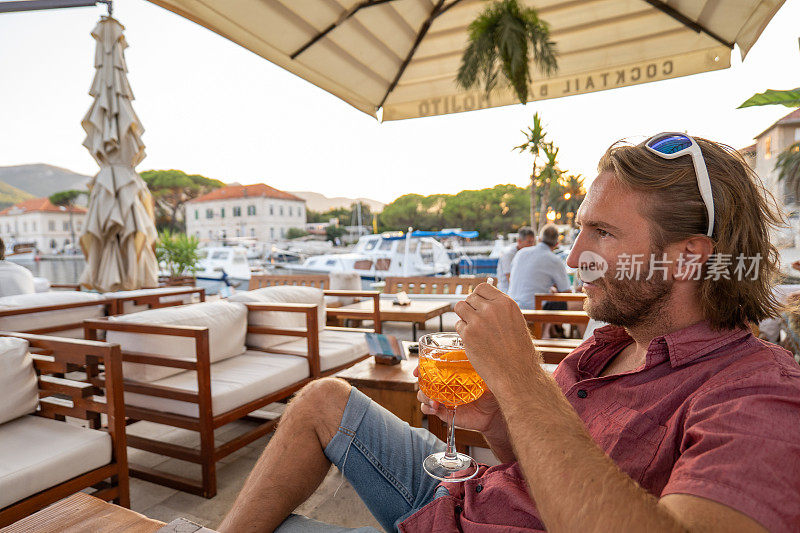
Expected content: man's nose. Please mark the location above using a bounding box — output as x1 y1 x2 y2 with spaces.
566 231 583 269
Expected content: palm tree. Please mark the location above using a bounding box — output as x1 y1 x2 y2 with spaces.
456 0 557 105
514 113 548 227
536 143 560 230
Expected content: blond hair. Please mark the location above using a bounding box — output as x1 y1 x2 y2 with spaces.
598 136 785 330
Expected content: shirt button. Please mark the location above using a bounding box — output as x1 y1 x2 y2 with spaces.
475 484 483 493
455 505 463 514
577 389 588 398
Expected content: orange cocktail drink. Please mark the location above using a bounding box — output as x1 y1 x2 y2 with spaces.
418 348 486 408
418 332 484 482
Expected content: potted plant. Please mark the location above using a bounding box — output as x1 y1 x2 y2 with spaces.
156 230 200 286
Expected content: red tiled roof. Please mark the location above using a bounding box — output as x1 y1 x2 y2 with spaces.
0 197 87 216
189 183 304 203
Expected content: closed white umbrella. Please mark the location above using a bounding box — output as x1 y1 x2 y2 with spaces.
79 16 158 292
146 0 784 121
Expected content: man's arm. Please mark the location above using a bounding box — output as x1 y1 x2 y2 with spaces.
454 284 768 533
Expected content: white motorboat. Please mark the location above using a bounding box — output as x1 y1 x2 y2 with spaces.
195 246 252 281
284 232 455 280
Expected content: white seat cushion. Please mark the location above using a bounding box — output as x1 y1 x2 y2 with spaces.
0 415 111 509
0 291 106 338
104 287 199 314
33 277 50 293
269 330 368 372
108 301 247 382
0 338 37 425
124 350 310 418
324 272 362 306
228 286 326 350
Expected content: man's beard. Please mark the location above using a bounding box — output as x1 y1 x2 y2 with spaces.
583 251 674 328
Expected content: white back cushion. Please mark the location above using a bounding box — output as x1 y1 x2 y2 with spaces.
326 272 362 306
0 337 38 425
228 286 325 350
0 291 106 335
108 301 247 382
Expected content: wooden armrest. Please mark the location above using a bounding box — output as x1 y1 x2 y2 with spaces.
39 375 94 398
323 290 380 297
50 283 81 290
244 302 317 312
83 318 207 338
122 351 198 370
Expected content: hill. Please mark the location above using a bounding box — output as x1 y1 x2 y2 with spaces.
0 164 91 198
0 181 35 210
289 191 384 213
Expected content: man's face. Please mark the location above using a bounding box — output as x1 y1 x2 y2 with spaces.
566 172 674 327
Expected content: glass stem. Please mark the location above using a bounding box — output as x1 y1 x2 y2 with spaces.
444 406 458 460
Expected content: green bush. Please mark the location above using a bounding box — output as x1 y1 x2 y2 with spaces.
286 227 309 239
156 231 200 278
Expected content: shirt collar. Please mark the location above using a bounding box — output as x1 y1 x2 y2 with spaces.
585 321 752 371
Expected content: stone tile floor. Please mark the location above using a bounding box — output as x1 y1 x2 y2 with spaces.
126 317 463 530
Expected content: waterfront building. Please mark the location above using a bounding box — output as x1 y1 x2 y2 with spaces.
743 108 800 209
0 197 86 252
187 183 306 242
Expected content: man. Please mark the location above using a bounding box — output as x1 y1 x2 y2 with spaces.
220 134 800 532
0 238 35 297
508 223 570 310
496 226 535 293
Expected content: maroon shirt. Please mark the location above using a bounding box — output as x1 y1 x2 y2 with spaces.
400 322 800 532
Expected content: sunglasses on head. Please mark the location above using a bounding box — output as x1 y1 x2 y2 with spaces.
645 132 715 238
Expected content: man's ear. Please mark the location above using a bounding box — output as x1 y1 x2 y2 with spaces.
669 236 714 281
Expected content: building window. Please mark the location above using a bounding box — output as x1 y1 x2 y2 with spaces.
77 222 81 231
270 227 275 239
765 136 772 159
220 208 225 218
50 239 56 249
195 210 199 220
250 227 255 237
233 206 242 217
63 221 69 231
289 206 293 217
208 230 213 239
280 206 284 216
270 204 274 216
32 221 36 232
206 209 213 219
247 205 256 216
23 222 27 232
299 206 304 218
196 231 200 239
48 220 55 231
235 228 241 237
281 227 286 238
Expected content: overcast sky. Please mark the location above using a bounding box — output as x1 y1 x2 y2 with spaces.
1 1 798 204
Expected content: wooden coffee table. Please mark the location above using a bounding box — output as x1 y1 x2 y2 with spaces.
2 492 165 532
336 341 421 427
340 299 452 340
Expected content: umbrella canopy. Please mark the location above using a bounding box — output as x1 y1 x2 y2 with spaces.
79 16 159 292
147 0 784 121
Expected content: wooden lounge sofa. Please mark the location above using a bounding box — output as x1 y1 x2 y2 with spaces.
0 292 112 337
104 286 206 315
0 332 128 527
84 288 378 498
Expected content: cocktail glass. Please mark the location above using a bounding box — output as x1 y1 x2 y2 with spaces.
418 332 486 482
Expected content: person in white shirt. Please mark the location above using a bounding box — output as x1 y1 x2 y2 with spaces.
496 227 536 293
0 238 35 297
508 224 570 310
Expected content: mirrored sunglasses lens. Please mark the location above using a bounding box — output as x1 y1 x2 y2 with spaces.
648 135 692 154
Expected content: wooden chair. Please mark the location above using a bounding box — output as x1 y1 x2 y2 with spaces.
522 310 590 343
384 276 488 296
249 274 330 290
106 286 206 315
533 292 587 310
0 333 128 527
0 297 112 337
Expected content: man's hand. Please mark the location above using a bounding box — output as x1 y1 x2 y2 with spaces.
452 283 542 394
414 364 515 462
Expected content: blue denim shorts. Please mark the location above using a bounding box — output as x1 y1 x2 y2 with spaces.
276 387 446 533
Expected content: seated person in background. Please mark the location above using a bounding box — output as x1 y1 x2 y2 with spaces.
219 134 800 533
496 226 536 293
0 238 35 297
508 223 570 310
